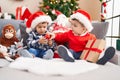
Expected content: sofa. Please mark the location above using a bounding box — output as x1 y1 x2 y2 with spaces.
1 19 120 80
0 19 109 66
0 19 109 45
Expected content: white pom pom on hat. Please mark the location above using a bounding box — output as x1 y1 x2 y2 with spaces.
26 11 52 33
52 10 68 27
70 9 93 32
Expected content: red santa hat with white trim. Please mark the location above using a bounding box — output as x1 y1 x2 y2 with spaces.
70 9 93 32
26 11 52 33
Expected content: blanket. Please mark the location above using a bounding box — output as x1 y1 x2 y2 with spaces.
9 57 99 76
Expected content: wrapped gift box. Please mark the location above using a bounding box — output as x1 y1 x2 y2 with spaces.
80 39 106 63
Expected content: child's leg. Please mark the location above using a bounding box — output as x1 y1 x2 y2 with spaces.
69 49 82 60
43 49 54 59
57 45 75 62
18 49 34 58
28 48 39 57
97 47 115 65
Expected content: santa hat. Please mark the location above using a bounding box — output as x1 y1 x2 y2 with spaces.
70 9 93 32
26 11 52 33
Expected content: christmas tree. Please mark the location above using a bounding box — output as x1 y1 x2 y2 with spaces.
39 0 80 20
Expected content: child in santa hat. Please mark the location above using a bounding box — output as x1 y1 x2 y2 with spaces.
26 11 56 59
51 9 115 65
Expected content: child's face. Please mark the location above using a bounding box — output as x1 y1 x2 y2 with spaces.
70 19 87 35
35 22 48 34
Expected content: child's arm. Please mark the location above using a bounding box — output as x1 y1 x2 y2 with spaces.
38 37 48 45
27 32 40 48
48 39 53 46
44 32 57 50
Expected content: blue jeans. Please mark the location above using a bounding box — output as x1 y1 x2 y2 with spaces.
28 48 46 58
69 49 82 60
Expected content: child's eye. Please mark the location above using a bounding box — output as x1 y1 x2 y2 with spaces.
38 26 42 28
71 23 76 27
73 24 77 27
43 26 46 28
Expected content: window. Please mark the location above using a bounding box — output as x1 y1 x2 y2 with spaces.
105 0 120 48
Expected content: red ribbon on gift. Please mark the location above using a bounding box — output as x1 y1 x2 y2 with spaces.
85 47 102 53
83 40 103 60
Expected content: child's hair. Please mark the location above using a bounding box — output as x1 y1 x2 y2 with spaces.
71 18 85 27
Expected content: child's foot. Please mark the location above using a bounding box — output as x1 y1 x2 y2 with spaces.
58 45 75 62
43 49 54 60
97 47 115 65
19 49 34 58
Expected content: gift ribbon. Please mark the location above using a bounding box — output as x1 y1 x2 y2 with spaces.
83 40 103 60
84 47 102 53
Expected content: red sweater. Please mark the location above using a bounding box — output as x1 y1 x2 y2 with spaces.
55 30 96 52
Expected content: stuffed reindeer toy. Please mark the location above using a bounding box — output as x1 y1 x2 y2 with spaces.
14 39 33 58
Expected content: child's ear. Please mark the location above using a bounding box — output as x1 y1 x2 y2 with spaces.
83 28 88 32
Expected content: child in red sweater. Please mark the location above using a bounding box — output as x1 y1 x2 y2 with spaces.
52 9 115 65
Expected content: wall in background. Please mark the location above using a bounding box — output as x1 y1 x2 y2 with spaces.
0 0 41 15
0 0 101 21
79 0 101 21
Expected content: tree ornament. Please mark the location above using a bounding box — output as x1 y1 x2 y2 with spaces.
45 6 50 9
100 0 107 21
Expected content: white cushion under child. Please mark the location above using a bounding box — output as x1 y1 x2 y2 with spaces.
9 57 99 76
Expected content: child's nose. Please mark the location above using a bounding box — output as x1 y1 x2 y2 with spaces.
41 28 45 30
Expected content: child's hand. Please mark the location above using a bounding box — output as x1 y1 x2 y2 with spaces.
45 32 55 40
48 39 53 46
39 37 48 44
49 32 55 40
